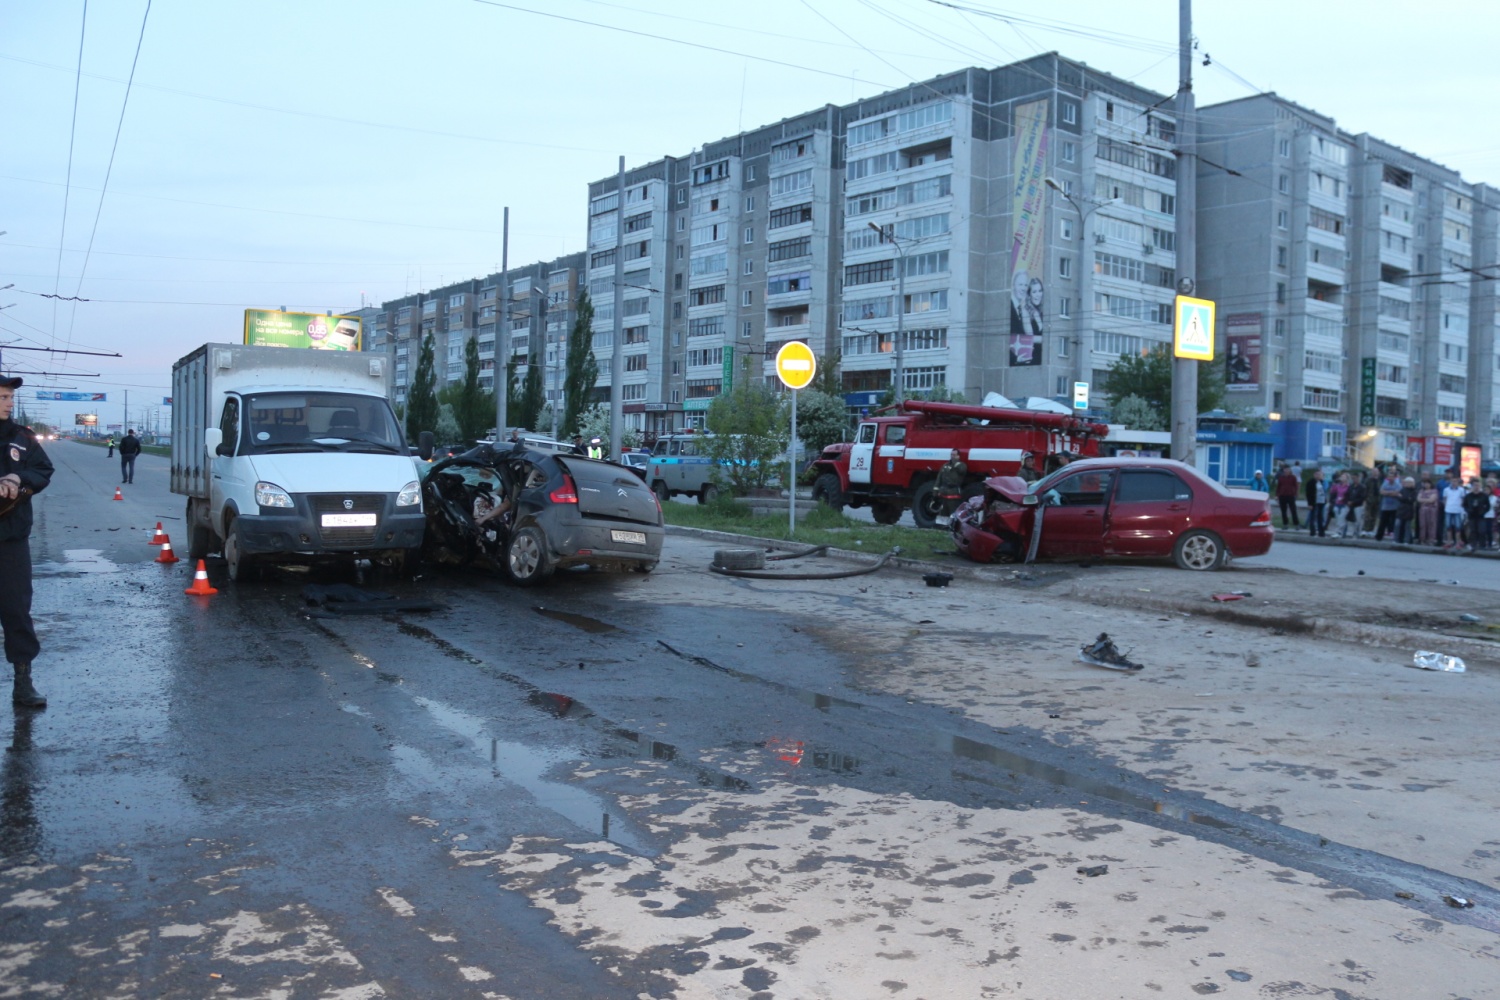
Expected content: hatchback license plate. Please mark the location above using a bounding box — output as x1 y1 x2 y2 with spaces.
935 515 951 527
321 513 377 528
611 529 647 545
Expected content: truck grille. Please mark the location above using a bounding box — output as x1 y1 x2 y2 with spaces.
309 493 384 547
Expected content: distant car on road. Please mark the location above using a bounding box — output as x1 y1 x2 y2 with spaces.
617 451 649 480
950 457 1273 571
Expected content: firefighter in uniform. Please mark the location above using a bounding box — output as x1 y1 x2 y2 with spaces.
0 375 54 710
934 448 968 517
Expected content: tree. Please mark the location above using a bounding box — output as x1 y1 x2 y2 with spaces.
1104 345 1225 424
705 383 789 493
789 388 850 455
877 381 968 409
454 335 491 443
1109 393 1165 431
576 403 641 451
514 356 545 432
405 334 438 443
811 347 843 397
562 289 599 437
435 402 461 444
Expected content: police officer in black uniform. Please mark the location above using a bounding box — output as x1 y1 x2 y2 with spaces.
0 374 54 710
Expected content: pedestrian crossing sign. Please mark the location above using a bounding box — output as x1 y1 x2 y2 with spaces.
1173 295 1215 361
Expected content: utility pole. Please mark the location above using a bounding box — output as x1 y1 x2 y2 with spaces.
1170 0 1199 464
123 390 129 434
870 222 907 403
610 156 626 460
1046 179 1116 395
496 207 509 441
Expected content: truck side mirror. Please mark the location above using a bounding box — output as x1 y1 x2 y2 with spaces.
205 427 224 457
418 431 435 462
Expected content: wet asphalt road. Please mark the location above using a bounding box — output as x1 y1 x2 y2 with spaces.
6 441 1499 997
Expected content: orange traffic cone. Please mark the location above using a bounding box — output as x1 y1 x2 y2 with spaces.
112 487 124 501
148 522 168 545
155 538 180 564
183 559 217 596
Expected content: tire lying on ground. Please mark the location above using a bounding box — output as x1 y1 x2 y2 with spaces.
712 548 766 571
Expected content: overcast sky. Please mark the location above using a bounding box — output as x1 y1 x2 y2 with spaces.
3 0 1496 428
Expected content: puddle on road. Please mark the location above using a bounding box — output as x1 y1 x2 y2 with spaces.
533 606 618 633
412 695 653 855
33 548 119 577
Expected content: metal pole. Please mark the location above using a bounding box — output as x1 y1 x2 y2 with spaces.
610 156 626 460
1170 0 1199 464
894 238 906 402
500 212 512 435
1076 199 1094 392
788 388 798 537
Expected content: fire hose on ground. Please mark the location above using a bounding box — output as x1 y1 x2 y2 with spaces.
709 544 903 580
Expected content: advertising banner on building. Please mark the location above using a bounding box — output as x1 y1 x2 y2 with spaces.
1008 98 1049 368
1461 444 1482 482
74 413 97 426
1406 436 1455 468
1359 358 1376 427
721 345 735 394
243 309 362 351
1223 313 1262 391
38 391 107 401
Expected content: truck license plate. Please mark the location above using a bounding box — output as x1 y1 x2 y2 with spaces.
611 529 647 545
321 513 377 528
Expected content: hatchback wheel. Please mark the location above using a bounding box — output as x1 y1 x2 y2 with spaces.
505 525 555 585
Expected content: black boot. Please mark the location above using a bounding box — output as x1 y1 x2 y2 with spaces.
12 663 45 710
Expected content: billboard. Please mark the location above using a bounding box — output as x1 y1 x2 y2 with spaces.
1461 445 1482 482
244 309 362 351
75 413 97 426
1223 313 1262 391
1406 436 1455 468
38 391 107 401
1008 98 1049 368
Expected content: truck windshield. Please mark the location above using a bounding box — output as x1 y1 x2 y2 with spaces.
241 392 405 455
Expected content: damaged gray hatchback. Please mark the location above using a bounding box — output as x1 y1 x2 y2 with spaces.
421 443 664 585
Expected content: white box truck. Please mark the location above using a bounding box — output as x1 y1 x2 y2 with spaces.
171 343 424 580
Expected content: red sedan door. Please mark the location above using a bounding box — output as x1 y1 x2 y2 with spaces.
1106 468 1195 557
1035 469 1114 559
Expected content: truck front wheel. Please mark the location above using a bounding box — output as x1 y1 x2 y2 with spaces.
911 480 942 530
811 473 846 513
224 516 262 583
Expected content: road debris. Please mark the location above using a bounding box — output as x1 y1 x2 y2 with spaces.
1211 591 1251 602
1443 894 1475 909
1394 891 1415 900
1076 864 1109 877
302 584 447 617
923 572 953 588
1078 633 1143 672
1458 613 1482 623
1412 650 1466 673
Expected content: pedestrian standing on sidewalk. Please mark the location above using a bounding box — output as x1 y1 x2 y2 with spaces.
1394 476 1417 545
1275 464 1300 528
1416 477 1440 546
1462 480 1490 552
118 428 141 485
1304 468 1328 537
1328 473 1350 530
1362 465 1384 536
0 374 54 710
1442 472 1467 549
1250 470 1269 493
1375 467 1402 541
1487 478 1500 550
1341 471 1367 539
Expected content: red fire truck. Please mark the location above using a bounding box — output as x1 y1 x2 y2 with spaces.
808 399 1109 528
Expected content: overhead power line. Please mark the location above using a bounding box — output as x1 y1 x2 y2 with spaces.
50 0 89 351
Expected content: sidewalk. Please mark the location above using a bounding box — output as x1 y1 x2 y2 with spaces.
1270 522 1500 558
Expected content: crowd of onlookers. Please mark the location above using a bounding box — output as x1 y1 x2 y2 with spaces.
1249 462 1499 552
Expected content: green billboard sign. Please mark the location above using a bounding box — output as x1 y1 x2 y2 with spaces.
1359 357 1376 427
244 309 362 351
721 345 735 393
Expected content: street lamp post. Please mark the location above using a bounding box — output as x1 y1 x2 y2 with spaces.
1046 178 1115 397
869 222 909 403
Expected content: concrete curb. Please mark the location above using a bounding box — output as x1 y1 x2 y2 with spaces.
1269 528 1500 559
666 524 1500 667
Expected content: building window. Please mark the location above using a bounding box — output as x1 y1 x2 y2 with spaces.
677 188 686 205
1276 246 1288 269
1062 141 1076 163
744 195 755 212
1274 318 1286 338
742 290 754 306
1060 218 1073 240
674 273 683 290
768 203 813 229
1277 210 1288 230
1059 297 1070 318
676 217 685 232
1058 336 1069 358
1279 137 1291 158
625 355 648 372
1062 102 1077 125
1276 283 1286 304
744 227 754 244
744 259 754 275
743 321 753 338
1059 256 1072 279
1278 174 1289 193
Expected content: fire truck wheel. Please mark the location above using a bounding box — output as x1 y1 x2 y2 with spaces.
910 480 942 529
811 473 846 512
871 501 902 525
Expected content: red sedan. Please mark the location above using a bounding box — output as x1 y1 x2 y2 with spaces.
949 457 1273 571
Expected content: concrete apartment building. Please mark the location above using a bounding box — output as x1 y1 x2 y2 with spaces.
584 54 1181 437
1197 94 1500 467
366 253 585 419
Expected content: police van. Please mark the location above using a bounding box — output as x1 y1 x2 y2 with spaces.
647 432 724 504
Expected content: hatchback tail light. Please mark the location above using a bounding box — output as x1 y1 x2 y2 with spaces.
1250 509 1271 528
549 474 579 504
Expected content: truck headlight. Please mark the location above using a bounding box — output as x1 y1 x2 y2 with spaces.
255 481 295 508
396 480 421 507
